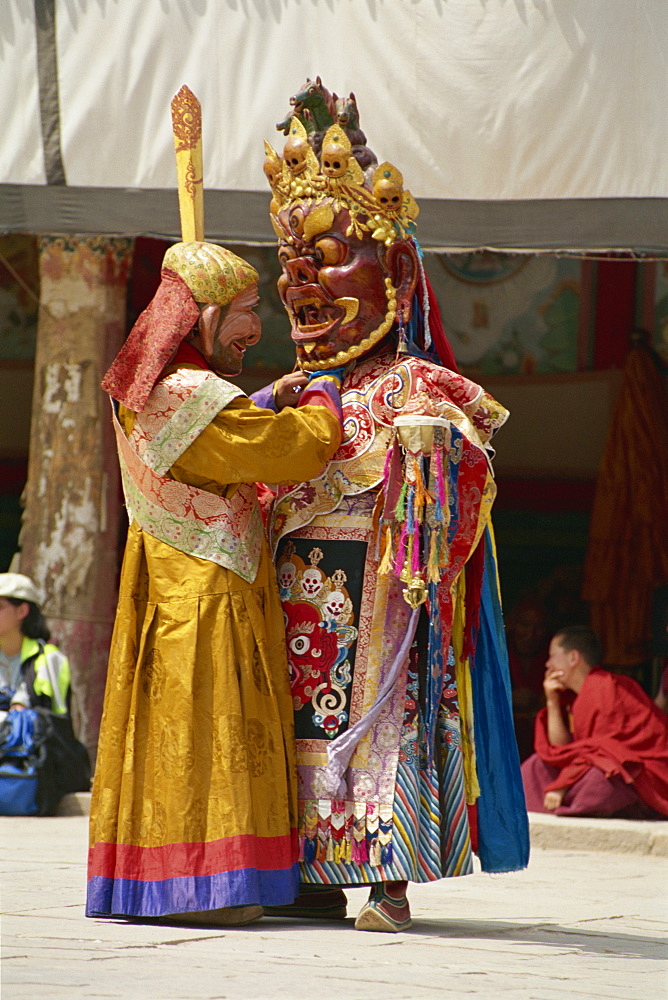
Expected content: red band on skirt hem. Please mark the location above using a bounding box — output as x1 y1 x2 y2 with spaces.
89 829 298 881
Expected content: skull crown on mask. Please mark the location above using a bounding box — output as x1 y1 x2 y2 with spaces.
264 81 420 370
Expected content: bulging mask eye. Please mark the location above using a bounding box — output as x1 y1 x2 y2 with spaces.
289 635 310 655
314 238 346 266
278 245 297 267
289 208 305 235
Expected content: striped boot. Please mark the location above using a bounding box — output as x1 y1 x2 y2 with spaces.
354 881 412 932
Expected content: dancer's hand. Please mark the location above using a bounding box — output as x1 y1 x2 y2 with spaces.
273 371 309 409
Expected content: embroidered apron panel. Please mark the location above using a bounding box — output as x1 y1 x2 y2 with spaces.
276 536 367 742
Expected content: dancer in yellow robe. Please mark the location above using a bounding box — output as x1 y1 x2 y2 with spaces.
87 241 342 925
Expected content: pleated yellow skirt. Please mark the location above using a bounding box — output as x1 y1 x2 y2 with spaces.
87 524 299 917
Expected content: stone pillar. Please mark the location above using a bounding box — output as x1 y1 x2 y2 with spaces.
19 236 134 763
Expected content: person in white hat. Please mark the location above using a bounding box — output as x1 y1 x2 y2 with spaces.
0 573 71 718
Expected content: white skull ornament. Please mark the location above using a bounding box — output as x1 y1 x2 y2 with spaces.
324 590 346 619
278 561 297 591
300 567 324 598
300 547 325 598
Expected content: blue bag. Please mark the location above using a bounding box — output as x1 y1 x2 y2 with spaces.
0 709 49 816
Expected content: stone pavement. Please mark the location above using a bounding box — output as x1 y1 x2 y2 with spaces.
2 808 667 1000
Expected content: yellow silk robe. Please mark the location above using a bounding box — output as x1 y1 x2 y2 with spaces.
87 367 341 918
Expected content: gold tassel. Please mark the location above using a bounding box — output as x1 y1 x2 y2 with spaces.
401 534 414 583
378 524 393 576
426 529 441 583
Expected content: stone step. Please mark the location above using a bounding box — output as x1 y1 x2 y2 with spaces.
528 810 668 857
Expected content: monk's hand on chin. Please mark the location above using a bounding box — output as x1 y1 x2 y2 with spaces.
544 789 566 811
273 371 309 410
543 672 565 699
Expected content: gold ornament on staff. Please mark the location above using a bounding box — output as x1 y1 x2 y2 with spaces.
171 85 204 242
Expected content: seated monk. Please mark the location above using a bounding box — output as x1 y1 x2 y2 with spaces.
521 625 668 818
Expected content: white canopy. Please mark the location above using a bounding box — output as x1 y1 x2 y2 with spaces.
1 0 666 249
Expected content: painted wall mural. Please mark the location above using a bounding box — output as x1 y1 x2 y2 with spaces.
423 252 587 376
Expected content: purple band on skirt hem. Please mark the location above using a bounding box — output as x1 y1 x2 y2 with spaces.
86 863 300 918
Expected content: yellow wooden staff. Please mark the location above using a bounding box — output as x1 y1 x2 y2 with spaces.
170 85 204 242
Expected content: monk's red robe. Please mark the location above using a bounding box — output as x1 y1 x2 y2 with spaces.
533 668 668 816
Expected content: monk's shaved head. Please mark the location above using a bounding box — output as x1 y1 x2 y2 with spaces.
553 626 602 667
